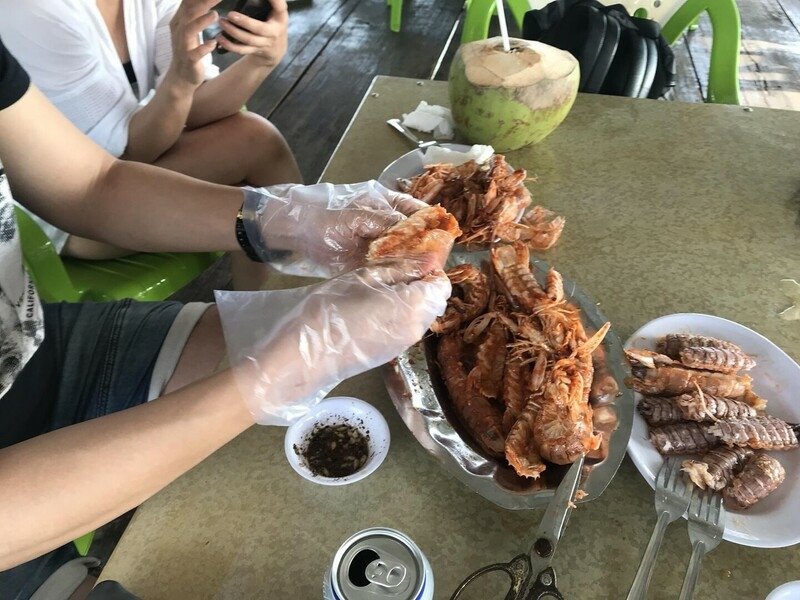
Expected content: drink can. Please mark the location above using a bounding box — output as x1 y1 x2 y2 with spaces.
323 527 434 600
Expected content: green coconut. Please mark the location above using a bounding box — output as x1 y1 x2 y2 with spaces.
449 37 579 151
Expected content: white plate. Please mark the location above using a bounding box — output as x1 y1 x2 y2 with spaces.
766 581 800 600
377 143 474 191
625 313 800 548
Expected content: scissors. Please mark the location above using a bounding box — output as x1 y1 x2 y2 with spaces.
450 455 585 600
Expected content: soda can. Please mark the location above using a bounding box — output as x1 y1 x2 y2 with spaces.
323 527 434 600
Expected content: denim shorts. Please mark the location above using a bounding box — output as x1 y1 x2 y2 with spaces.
0 299 205 600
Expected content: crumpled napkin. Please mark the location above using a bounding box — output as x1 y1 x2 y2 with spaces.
421 144 495 167
402 101 454 139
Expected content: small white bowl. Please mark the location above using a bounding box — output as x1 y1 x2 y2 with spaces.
284 397 390 486
766 581 800 600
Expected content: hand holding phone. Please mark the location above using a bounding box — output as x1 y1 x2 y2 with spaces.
217 0 273 55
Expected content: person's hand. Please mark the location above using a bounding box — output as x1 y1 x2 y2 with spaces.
217 0 289 68
241 181 429 278
167 0 221 88
216 262 451 424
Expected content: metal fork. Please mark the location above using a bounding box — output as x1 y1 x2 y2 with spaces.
678 488 726 600
626 457 692 600
386 118 439 149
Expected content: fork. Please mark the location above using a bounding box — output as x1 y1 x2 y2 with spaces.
386 118 439 149
626 457 692 600
678 488 726 600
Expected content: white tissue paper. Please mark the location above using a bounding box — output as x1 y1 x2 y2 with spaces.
401 101 455 139
421 144 495 167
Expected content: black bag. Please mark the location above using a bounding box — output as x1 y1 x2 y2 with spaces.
522 0 676 98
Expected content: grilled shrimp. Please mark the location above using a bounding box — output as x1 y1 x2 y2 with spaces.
628 365 752 398
468 318 507 399
490 242 548 312
367 204 461 270
501 354 528 435
679 346 755 374
505 395 547 478
625 349 676 368
437 333 505 457
637 396 684 426
648 422 719 455
723 453 785 509
706 416 799 451
682 447 753 490
676 392 756 422
658 334 743 359
494 206 565 251
534 358 602 464
431 264 489 334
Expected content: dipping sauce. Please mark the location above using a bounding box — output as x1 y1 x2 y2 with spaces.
296 422 370 478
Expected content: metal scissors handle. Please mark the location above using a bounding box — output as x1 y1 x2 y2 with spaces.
450 456 585 600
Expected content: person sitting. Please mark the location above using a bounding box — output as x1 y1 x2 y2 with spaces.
0 0 299 289
0 38 449 599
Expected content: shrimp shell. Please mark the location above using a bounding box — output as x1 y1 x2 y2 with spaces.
679 346 756 374
658 334 743 359
723 453 785 509
648 422 720 455
431 264 489 335
682 447 754 491
437 334 505 457
676 392 756 422
637 396 684 426
707 416 799 451
505 395 547 478
629 365 752 398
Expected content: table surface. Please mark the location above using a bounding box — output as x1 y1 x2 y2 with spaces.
100 77 800 599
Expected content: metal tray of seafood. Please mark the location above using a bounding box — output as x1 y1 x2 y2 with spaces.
383 251 634 509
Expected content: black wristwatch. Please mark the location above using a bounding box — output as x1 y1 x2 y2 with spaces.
235 204 263 262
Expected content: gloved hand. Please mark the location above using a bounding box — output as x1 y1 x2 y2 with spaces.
215 261 451 425
241 181 428 278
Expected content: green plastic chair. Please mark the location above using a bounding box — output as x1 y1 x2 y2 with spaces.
15 207 220 555
461 0 741 104
15 206 220 303
387 0 402 32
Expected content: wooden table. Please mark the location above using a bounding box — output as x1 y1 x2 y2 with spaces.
100 77 800 599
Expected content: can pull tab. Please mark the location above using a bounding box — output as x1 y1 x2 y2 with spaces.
365 558 407 589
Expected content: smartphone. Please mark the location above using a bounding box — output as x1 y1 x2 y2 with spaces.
217 0 273 54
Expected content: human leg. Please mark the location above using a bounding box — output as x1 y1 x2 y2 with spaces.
153 112 302 290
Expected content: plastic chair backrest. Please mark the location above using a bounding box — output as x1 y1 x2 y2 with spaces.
523 0 685 23
13 206 83 302
462 0 741 105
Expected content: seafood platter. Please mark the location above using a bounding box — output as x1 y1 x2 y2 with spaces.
626 314 800 547
380 148 634 509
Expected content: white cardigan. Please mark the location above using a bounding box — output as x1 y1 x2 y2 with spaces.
0 0 219 157
0 0 219 250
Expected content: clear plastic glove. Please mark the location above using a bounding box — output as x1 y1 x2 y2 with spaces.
215 261 451 425
241 181 427 278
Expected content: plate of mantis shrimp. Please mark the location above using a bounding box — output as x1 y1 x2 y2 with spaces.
378 145 566 251
625 314 800 548
384 241 634 510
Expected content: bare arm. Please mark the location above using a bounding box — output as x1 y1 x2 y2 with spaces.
0 85 242 253
0 369 254 570
186 0 289 128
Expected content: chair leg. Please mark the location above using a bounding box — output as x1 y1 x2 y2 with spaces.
462 0 495 43
662 0 741 105
389 0 402 32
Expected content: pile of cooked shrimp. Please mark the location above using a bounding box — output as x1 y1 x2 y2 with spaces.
431 241 617 481
627 334 798 509
400 155 564 250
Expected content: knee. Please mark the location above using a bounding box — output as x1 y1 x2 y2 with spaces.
229 111 293 163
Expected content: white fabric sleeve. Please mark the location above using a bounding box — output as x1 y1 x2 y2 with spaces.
0 3 140 157
154 0 220 87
